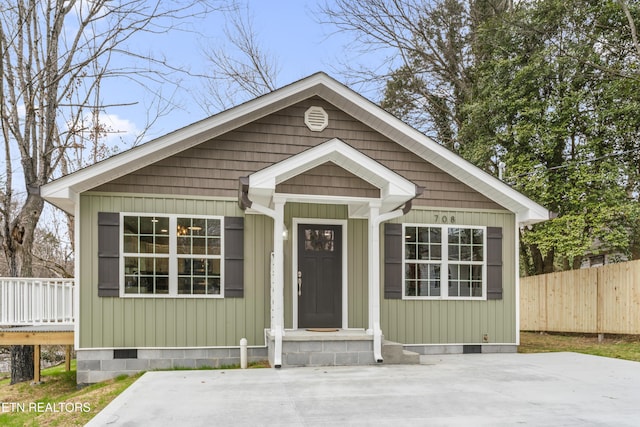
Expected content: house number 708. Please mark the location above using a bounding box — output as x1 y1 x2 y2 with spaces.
435 215 455 224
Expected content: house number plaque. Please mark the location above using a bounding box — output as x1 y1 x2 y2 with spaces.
434 215 455 224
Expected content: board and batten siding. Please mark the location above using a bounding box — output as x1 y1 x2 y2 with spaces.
381 208 517 345
90 97 503 211
79 193 272 349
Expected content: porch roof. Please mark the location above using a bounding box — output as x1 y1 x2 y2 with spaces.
246 138 419 217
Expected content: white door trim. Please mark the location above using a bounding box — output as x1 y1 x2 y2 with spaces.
292 218 348 330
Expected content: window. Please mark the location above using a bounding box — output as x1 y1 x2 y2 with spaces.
403 224 486 299
122 214 223 297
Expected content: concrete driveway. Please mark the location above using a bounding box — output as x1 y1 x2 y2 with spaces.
86 352 640 426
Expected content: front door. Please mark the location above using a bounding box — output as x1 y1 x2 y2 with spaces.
297 224 342 328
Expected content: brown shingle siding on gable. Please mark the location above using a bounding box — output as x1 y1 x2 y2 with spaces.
276 162 380 198
91 97 503 210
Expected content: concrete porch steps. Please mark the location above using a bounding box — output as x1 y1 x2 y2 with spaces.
382 340 420 365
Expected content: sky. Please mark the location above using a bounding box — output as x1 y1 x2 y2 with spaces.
100 0 390 149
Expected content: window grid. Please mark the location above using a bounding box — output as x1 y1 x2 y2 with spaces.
404 226 442 297
123 216 170 295
403 224 486 299
177 217 222 296
447 228 484 297
121 214 223 297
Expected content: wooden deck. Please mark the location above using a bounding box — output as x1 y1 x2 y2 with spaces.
0 325 74 383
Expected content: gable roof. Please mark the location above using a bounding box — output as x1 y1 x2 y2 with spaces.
248 138 418 217
41 72 549 225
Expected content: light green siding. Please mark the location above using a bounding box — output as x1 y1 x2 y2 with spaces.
79 193 272 348
381 208 517 345
80 194 516 349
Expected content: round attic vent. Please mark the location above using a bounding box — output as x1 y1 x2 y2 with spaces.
304 106 328 132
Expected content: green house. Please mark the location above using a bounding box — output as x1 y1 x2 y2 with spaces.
41 73 549 384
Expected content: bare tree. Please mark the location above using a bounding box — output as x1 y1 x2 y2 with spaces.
0 0 218 384
318 0 510 146
200 2 279 112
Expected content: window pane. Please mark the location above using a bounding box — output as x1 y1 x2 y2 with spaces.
472 265 483 281
124 235 138 253
177 218 190 236
140 235 154 254
124 216 138 234
405 263 416 280
139 277 153 293
177 236 190 254
405 243 417 260
405 227 417 243
305 229 334 252
155 236 169 254
157 217 169 234
178 258 191 275
448 229 459 244
124 276 138 293
472 246 483 261
405 281 416 296
156 258 169 275
460 246 471 261
193 278 206 294
430 280 441 296
473 229 483 244
207 259 221 276
431 245 441 260
124 257 138 274
431 228 442 244
207 237 221 255
448 245 460 261
178 277 191 294
207 219 221 237
191 218 206 236
139 217 154 234
156 277 169 294
207 278 221 295
192 237 206 255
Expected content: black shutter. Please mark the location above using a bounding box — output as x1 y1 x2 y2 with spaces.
224 217 244 298
98 212 120 297
486 226 503 300
384 223 403 299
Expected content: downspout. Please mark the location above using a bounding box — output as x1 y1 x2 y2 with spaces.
369 187 424 363
239 178 285 368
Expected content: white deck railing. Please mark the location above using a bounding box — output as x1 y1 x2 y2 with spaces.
0 278 75 326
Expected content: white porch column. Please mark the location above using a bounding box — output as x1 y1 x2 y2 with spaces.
270 197 286 367
368 202 408 363
367 202 384 362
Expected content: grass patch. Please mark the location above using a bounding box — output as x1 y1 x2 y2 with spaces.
520 332 640 362
0 361 140 426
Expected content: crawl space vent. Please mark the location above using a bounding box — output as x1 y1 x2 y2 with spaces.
304 106 329 132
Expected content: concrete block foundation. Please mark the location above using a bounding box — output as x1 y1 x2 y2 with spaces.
76 346 268 385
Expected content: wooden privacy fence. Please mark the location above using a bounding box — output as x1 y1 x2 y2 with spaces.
520 259 640 334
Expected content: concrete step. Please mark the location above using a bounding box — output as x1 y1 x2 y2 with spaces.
382 340 420 365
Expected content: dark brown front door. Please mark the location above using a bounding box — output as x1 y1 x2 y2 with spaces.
297 224 342 328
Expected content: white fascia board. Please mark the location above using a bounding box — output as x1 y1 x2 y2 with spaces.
250 138 415 199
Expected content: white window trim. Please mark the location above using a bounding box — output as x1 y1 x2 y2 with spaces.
402 223 487 301
119 213 225 298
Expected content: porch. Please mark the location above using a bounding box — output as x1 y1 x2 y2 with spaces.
265 329 420 367
266 329 374 367
0 278 75 382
